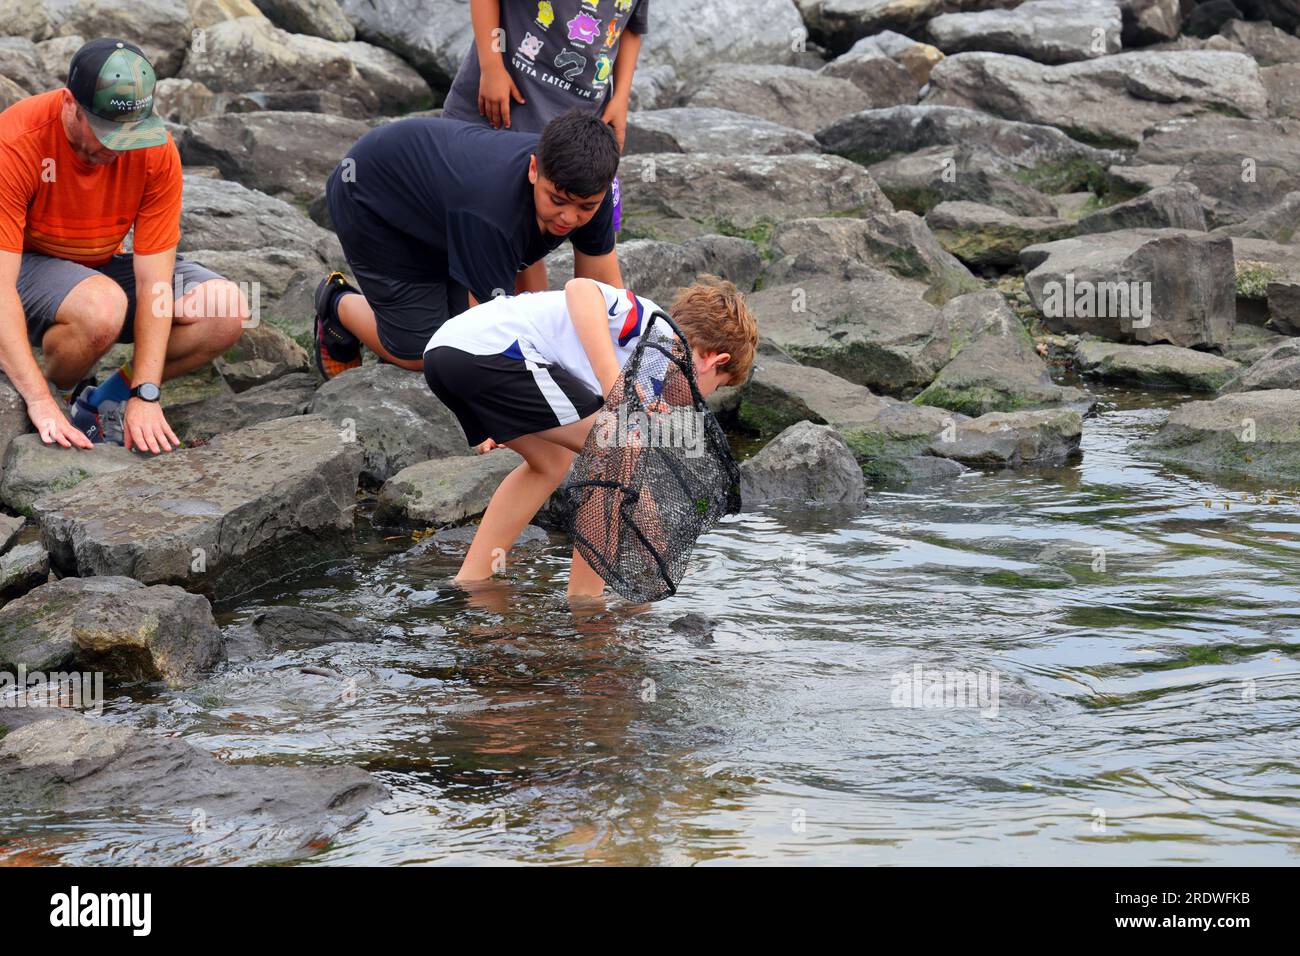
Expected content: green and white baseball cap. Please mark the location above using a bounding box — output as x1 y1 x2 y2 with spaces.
66 38 167 151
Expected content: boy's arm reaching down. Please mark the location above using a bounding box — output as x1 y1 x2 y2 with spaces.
566 278 621 397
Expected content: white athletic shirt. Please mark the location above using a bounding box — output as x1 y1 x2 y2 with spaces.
424 280 667 398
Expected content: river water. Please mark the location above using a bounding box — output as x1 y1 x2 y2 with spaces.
4 381 1299 865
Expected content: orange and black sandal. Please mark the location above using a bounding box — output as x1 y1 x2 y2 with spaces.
313 271 363 379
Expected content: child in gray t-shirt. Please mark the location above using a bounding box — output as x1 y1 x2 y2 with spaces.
441 1 650 290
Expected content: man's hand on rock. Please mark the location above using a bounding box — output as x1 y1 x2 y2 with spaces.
26 394 93 450
124 397 179 454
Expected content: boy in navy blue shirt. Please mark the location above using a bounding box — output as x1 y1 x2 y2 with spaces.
314 110 624 377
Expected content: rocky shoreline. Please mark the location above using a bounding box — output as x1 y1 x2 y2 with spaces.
4 0 1300 861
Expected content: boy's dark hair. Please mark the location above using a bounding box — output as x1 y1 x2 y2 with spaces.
536 109 620 198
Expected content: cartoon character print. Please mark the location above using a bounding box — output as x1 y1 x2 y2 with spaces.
518 32 544 60
567 11 602 45
554 49 587 81
613 0 632 11
535 1 554 28
604 20 621 48
592 53 612 87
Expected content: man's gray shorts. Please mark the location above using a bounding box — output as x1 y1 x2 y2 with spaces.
17 252 223 346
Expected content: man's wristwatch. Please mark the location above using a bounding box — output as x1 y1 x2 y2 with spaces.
130 383 162 403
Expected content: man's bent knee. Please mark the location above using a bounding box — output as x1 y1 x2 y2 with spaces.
53 277 128 353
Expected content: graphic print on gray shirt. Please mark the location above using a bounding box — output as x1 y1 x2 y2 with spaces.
442 0 650 134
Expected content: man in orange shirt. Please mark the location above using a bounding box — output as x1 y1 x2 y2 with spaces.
0 39 246 453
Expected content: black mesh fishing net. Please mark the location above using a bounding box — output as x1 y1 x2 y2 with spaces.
558 309 741 602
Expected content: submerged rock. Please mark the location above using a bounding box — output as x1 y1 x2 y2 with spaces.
376 450 524 527
0 709 386 864
33 416 362 597
0 576 221 687
224 605 383 662
1073 340 1241 391
669 612 717 646
935 408 1084 467
740 421 867 506
1137 388 1300 481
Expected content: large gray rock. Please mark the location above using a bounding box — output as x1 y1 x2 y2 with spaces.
1211 192 1300 244
1133 117 1300 227
740 421 867 505
1262 62 1300 119
0 514 24 554
929 0 1122 63
0 376 28 466
0 576 220 687
0 541 48 603
625 108 820 156
252 0 354 40
1219 17 1300 65
166 372 316 443
866 144 1058 216
1021 229 1237 349
639 0 806 70
1119 0 1184 43
927 201 1076 267
1137 389 1300 481
338 0 471 86
1107 163 1182 200
0 436 140 515
545 234 765 304
33 416 362 595
795 0 993 53
179 15 431 115
14 0 191 75
924 51 1270 147
376 450 524 527
1074 339 1242 390
181 112 369 205
179 174 346 305
682 64 875 133
746 274 951 395
618 152 893 242
761 213 981 302
310 364 467 485
818 47 923 102
1220 339 1300 392
0 36 62 95
1076 183 1208 234
914 291 1094 415
738 358 962 480
0 709 387 864
817 104 1121 184
1267 280 1300 334
213 322 311 391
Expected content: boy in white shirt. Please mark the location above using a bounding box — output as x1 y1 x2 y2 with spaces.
424 274 757 598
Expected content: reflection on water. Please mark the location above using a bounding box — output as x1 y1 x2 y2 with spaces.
4 383 1299 865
